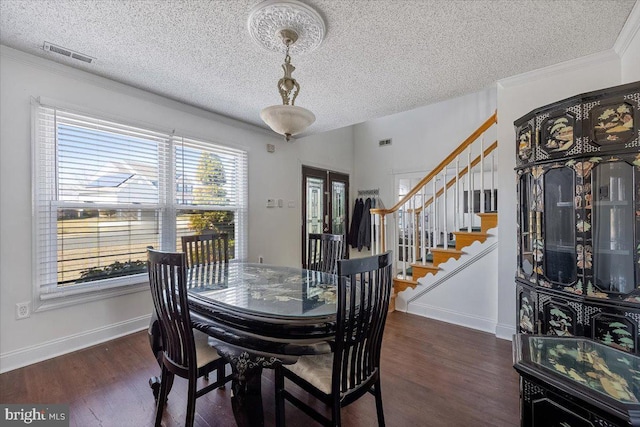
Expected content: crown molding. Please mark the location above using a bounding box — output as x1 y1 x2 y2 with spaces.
497 49 620 89
0 45 274 138
614 0 640 57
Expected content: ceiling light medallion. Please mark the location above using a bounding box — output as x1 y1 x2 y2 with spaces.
248 0 325 141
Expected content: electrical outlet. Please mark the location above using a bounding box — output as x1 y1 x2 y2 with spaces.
16 302 30 320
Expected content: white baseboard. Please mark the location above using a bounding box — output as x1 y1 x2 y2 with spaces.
407 303 496 335
495 322 516 341
0 314 152 374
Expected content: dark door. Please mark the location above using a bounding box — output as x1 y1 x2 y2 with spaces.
302 166 349 267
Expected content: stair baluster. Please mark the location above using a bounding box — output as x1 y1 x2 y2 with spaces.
455 155 460 232
467 148 473 232
480 136 485 215
442 169 448 250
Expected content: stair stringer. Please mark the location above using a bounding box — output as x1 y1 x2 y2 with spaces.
395 229 498 334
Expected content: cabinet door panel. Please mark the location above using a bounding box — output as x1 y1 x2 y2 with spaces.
516 122 535 166
593 161 635 293
540 298 579 337
583 155 640 299
530 398 594 427
518 170 538 283
590 311 638 354
540 166 579 289
518 284 537 334
536 102 582 161
583 88 640 153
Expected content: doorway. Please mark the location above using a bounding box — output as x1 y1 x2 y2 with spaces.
301 165 349 268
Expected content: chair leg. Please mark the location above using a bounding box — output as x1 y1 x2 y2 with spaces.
155 367 171 427
185 375 198 427
149 376 161 401
217 361 226 389
374 380 385 427
330 403 341 427
274 367 285 427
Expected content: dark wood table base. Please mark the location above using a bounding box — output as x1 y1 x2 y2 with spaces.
231 366 264 427
218 346 295 427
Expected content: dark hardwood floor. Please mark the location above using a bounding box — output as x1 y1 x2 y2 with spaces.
0 312 520 426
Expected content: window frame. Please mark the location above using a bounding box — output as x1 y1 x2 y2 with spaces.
31 100 248 311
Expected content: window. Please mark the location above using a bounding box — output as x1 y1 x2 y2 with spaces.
33 102 247 308
174 136 247 259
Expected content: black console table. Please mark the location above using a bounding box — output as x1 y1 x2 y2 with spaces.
513 334 640 426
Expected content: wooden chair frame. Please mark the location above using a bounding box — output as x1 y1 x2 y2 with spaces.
181 232 229 268
147 249 231 427
306 233 345 274
275 251 393 426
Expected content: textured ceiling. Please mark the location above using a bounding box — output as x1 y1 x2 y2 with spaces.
0 0 636 136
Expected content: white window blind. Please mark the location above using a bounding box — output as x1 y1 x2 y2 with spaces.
33 102 247 305
174 136 248 260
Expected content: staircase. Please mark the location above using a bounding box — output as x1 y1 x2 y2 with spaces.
394 212 497 293
369 112 498 311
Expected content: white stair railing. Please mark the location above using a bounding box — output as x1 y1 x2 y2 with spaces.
370 112 498 281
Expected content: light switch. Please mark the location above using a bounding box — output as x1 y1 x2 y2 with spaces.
266 199 276 208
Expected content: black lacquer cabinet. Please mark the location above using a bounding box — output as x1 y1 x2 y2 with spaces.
515 81 640 355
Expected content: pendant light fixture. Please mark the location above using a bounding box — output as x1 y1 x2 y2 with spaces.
248 0 325 141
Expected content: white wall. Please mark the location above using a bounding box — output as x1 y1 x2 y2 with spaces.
250 127 354 267
299 126 354 175
494 51 622 339
351 88 497 208
620 2 640 84
402 234 499 333
0 46 353 372
621 33 640 83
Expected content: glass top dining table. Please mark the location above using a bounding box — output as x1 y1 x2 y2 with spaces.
187 262 339 348
188 262 338 318
150 261 339 427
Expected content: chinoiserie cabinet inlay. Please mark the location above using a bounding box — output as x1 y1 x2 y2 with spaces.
515 81 640 355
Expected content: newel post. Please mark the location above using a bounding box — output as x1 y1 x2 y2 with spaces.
370 209 386 253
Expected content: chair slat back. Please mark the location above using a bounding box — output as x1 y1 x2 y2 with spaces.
147 249 196 373
181 233 229 268
307 233 345 274
334 251 392 396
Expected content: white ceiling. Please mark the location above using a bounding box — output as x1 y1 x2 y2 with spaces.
0 0 636 137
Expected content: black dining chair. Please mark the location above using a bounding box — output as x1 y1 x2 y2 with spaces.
306 233 345 274
275 251 393 426
181 232 229 268
147 248 232 427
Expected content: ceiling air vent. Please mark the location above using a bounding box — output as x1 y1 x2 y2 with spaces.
43 42 94 64
378 138 392 147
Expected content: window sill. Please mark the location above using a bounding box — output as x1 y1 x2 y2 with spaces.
34 275 150 312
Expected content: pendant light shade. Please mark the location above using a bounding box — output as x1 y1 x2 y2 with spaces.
260 105 315 142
